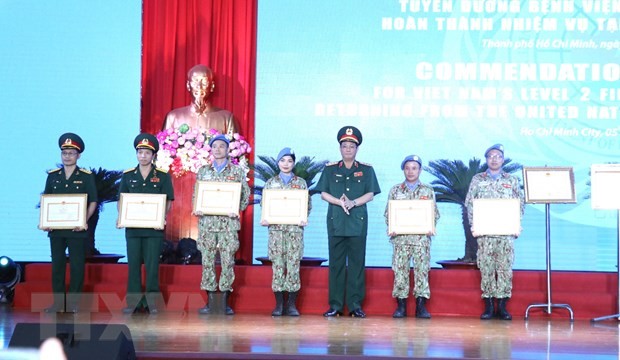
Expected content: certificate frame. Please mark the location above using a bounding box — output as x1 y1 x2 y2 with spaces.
193 181 242 216
388 199 435 235
118 193 167 229
39 194 87 229
591 164 620 210
473 198 521 236
522 166 576 204
261 189 309 225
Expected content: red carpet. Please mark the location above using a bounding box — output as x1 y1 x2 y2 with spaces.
14 263 618 319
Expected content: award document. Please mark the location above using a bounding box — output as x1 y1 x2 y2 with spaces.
118 193 167 228
473 198 521 236
591 164 620 210
261 189 309 225
193 181 242 216
523 167 576 204
388 199 435 235
39 194 87 229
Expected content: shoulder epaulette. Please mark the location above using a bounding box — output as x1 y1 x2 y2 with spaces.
48 168 61 174
79 168 92 174
358 161 372 166
156 167 169 173
325 161 338 166
124 168 135 173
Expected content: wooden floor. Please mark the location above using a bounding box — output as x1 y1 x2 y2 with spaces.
1 307 619 359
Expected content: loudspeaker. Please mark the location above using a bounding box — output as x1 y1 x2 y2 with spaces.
9 322 135 360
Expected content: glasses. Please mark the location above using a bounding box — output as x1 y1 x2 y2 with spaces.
61 151 79 157
486 155 503 160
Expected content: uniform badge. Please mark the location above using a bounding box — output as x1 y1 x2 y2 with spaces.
420 196 428 200
151 177 160 183
226 176 236 180
73 180 83 184
502 184 512 188
292 185 300 189
354 171 363 177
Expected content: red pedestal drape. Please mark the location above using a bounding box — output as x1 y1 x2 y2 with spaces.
141 0 257 264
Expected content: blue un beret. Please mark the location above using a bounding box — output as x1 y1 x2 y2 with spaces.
276 147 296 163
401 155 422 170
484 143 504 157
209 134 230 147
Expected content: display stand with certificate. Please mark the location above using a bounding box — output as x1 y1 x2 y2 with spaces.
261 189 308 225
39 194 87 229
590 164 620 322
387 200 435 235
193 181 242 216
522 167 576 321
118 193 167 229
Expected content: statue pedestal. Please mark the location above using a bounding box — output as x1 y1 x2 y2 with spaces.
165 175 199 241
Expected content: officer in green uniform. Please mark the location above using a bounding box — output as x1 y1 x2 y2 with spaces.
315 126 381 318
41 133 98 313
118 133 174 314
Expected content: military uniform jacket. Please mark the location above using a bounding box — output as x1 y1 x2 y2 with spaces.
315 160 381 237
384 182 440 246
465 171 525 230
119 164 175 237
195 161 250 232
261 175 311 233
44 166 98 238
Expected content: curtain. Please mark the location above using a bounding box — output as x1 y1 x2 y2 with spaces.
141 0 257 264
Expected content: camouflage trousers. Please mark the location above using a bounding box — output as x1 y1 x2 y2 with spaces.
268 230 303 292
477 236 514 298
197 231 239 292
391 238 431 299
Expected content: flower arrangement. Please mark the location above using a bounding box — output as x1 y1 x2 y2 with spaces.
155 124 252 177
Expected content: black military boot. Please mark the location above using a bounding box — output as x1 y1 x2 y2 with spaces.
198 291 215 314
415 297 431 319
497 298 512 320
480 297 495 320
285 291 300 316
272 292 284 316
392 298 407 318
224 291 235 315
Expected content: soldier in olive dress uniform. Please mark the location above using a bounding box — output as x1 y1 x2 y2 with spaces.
465 144 524 320
385 155 440 319
260 148 311 316
118 133 174 314
41 133 98 313
315 126 381 318
194 134 250 315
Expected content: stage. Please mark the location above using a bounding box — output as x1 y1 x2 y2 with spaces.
1 308 619 359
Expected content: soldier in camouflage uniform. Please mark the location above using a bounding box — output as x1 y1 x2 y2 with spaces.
41 133 98 313
465 144 524 320
260 148 311 316
385 155 439 319
194 134 250 315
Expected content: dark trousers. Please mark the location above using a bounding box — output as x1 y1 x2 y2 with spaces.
328 235 367 311
50 236 85 306
125 236 162 308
